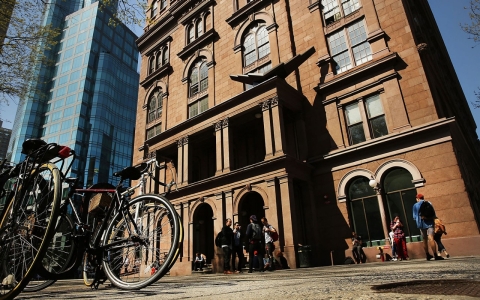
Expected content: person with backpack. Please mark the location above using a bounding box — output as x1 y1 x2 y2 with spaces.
261 217 277 271
434 217 450 259
412 193 444 260
245 215 263 273
221 218 234 274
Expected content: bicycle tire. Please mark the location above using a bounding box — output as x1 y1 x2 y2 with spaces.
102 194 180 290
82 252 96 287
0 163 61 300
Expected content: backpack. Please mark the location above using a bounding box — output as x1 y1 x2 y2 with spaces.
268 226 279 242
434 218 446 234
419 200 435 220
215 231 223 247
251 223 262 240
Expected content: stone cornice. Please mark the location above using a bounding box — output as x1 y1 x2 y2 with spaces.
144 36 173 57
178 0 215 25
137 15 175 52
177 29 217 60
140 63 172 88
315 52 398 92
225 0 272 27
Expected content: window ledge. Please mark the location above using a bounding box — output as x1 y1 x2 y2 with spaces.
188 91 208 104
324 7 364 35
226 0 272 27
308 1 321 13
146 118 162 129
140 63 172 88
243 55 270 73
177 29 217 60
315 52 398 92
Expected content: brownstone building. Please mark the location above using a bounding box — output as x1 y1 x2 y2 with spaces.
133 0 480 275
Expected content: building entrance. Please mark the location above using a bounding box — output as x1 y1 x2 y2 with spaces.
192 203 214 264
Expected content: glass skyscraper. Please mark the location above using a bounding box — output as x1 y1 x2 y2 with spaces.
7 0 139 187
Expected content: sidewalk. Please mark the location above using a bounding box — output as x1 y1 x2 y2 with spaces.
17 256 480 299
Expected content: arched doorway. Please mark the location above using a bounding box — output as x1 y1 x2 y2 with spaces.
237 191 265 228
192 203 214 264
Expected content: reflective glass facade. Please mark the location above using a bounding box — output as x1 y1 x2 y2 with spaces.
8 1 139 187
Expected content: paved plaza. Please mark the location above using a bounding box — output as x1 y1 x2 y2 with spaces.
16 256 480 299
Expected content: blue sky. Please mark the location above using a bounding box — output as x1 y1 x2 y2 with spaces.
1 0 479 137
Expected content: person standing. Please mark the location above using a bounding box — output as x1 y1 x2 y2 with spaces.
434 217 450 259
390 215 409 260
231 222 245 273
351 232 365 264
412 193 444 260
261 217 277 271
221 218 234 274
389 229 397 261
245 215 263 273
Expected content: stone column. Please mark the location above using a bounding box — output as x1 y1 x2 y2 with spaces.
224 190 233 221
182 202 191 262
277 174 297 268
270 96 286 156
177 139 183 186
222 118 230 172
261 99 274 159
213 192 224 273
265 178 280 234
215 121 223 175
158 161 166 194
373 185 390 248
182 136 189 185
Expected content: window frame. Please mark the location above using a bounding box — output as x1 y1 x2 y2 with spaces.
242 23 271 68
322 0 361 26
147 89 163 124
151 0 158 19
343 94 387 146
327 18 372 75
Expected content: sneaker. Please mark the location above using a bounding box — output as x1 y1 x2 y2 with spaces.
426 253 433 261
392 258 397 261
247 270 253 273
434 255 445 260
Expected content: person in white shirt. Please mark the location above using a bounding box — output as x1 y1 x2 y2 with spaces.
389 230 397 261
261 217 277 271
194 253 205 271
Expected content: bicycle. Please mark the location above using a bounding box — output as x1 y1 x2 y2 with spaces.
30 157 182 291
0 139 71 300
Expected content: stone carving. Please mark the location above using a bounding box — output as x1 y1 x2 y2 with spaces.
222 118 229 128
417 43 428 52
177 139 183 148
261 99 270 111
183 136 189 145
214 120 222 131
270 95 279 107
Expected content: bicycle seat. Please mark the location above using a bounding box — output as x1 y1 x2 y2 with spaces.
21 139 47 155
114 166 141 180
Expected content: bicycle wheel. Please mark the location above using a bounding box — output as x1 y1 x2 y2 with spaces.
82 252 96 287
0 163 61 300
102 194 180 290
35 210 77 280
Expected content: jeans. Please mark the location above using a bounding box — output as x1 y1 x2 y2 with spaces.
222 246 231 272
232 245 244 271
434 233 446 252
248 241 263 272
265 242 275 270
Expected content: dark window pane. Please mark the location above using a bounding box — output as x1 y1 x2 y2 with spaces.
350 200 368 240
383 168 414 192
363 197 384 242
370 115 388 138
348 123 366 144
348 177 375 200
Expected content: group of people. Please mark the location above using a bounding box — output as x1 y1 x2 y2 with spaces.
219 215 279 274
352 193 450 263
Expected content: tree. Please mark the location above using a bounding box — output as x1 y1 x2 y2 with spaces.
0 0 61 110
461 0 480 107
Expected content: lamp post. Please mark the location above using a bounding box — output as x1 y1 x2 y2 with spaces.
368 177 391 248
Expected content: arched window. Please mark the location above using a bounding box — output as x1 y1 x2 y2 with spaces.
149 57 155 74
147 89 162 123
162 47 169 65
348 177 384 246
242 23 270 67
383 168 418 242
188 25 195 44
156 51 162 69
188 59 209 118
196 19 203 38
160 0 167 10
151 1 158 18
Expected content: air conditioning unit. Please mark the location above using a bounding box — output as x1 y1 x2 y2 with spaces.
334 12 342 21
